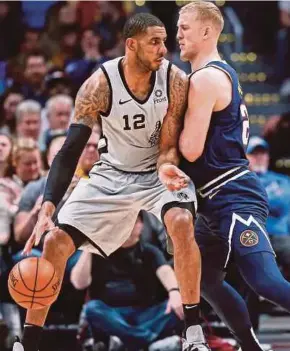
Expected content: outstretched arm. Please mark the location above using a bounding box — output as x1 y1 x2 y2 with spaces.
157 64 189 191
23 70 110 252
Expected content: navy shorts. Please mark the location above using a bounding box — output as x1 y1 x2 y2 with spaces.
195 171 275 271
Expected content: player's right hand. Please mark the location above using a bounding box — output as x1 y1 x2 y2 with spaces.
158 164 190 191
23 212 57 255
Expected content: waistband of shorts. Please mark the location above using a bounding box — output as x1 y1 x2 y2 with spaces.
197 166 250 198
93 161 156 174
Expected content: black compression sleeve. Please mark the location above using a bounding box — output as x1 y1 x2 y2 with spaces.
43 123 92 207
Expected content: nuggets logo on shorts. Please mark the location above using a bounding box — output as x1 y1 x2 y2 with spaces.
240 230 259 247
177 192 190 201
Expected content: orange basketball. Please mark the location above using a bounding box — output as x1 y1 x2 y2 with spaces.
8 257 60 310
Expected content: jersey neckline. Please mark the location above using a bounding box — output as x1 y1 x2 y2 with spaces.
118 58 157 105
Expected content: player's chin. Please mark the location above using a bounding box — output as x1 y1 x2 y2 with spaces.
151 61 163 71
179 51 189 62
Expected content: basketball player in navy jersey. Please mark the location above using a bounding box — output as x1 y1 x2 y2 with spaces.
163 1 290 350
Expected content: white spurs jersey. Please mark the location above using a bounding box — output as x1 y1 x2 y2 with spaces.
99 57 171 172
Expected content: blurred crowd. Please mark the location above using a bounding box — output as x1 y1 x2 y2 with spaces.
0 1 290 351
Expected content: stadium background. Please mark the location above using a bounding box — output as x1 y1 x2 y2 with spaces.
0 1 290 351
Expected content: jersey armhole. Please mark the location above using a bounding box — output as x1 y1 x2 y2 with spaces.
206 64 234 112
166 62 172 103
100 65 113 117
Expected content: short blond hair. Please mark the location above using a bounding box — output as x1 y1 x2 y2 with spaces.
12 137 40 166
180 1 224 33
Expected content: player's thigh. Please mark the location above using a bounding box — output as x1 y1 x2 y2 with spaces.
229 212 275 262
195 215 229 272
57 165 142 256
194 211 274 272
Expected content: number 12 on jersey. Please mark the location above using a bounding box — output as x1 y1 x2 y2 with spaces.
240 104 249 147
123 114 145 130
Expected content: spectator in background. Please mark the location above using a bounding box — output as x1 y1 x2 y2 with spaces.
51 24 81 69
71 213 183 351
21 1 55 30
21 50 49 106
42 94 73 149
20 28 42 55
15 100 42 143
45 68 74 98
94 2 126 56
264 111 290 176
0 86 24 135
0 134 21 348
247 136 290 275
0 132 13 178
14 133 66 245
0 133 17 245
0 1 23 61
278 0 290 97
76 124 101 178
12 137 42 187
65 26 109 88
43 2 77 46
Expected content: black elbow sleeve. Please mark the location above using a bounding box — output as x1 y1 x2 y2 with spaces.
43 123 92 207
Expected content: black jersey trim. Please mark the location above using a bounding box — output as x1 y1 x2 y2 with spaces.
189 62 233 83
100 65 112 117
206 64 233 82
166 62 172 103
118 58 156 105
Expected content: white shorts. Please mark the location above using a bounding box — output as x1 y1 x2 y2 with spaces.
57 161 197 256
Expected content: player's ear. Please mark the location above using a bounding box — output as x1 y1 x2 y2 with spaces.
126 38 137 52
202 25 211 40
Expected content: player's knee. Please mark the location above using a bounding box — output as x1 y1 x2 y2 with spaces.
43 228 75 259
164 207 194 241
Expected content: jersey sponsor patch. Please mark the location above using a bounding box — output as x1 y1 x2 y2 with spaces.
240 230 259 247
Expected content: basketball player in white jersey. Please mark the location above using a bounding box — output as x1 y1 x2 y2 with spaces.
13 13 209 351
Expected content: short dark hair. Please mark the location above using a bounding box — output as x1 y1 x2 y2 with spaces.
123 13 165 40
24 49 47 68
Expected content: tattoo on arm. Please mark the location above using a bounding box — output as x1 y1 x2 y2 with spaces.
73 70 110 129
158 65 188 168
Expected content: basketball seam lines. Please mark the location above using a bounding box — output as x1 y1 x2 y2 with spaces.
35 268 56 293
31 257 39 309
18 260 33 292
17 300 46 307
8 283 59 299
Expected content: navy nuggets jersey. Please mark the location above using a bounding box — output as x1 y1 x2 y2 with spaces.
180 61 250 190
181 61 273 270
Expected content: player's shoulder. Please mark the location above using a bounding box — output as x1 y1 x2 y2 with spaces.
189 63 231 93
83 66 110 94
75 65 112 117
101 56 122 70
168 62 188 83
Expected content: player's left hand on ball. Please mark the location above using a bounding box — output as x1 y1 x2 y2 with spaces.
158 164 189 191
23 212 57 255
